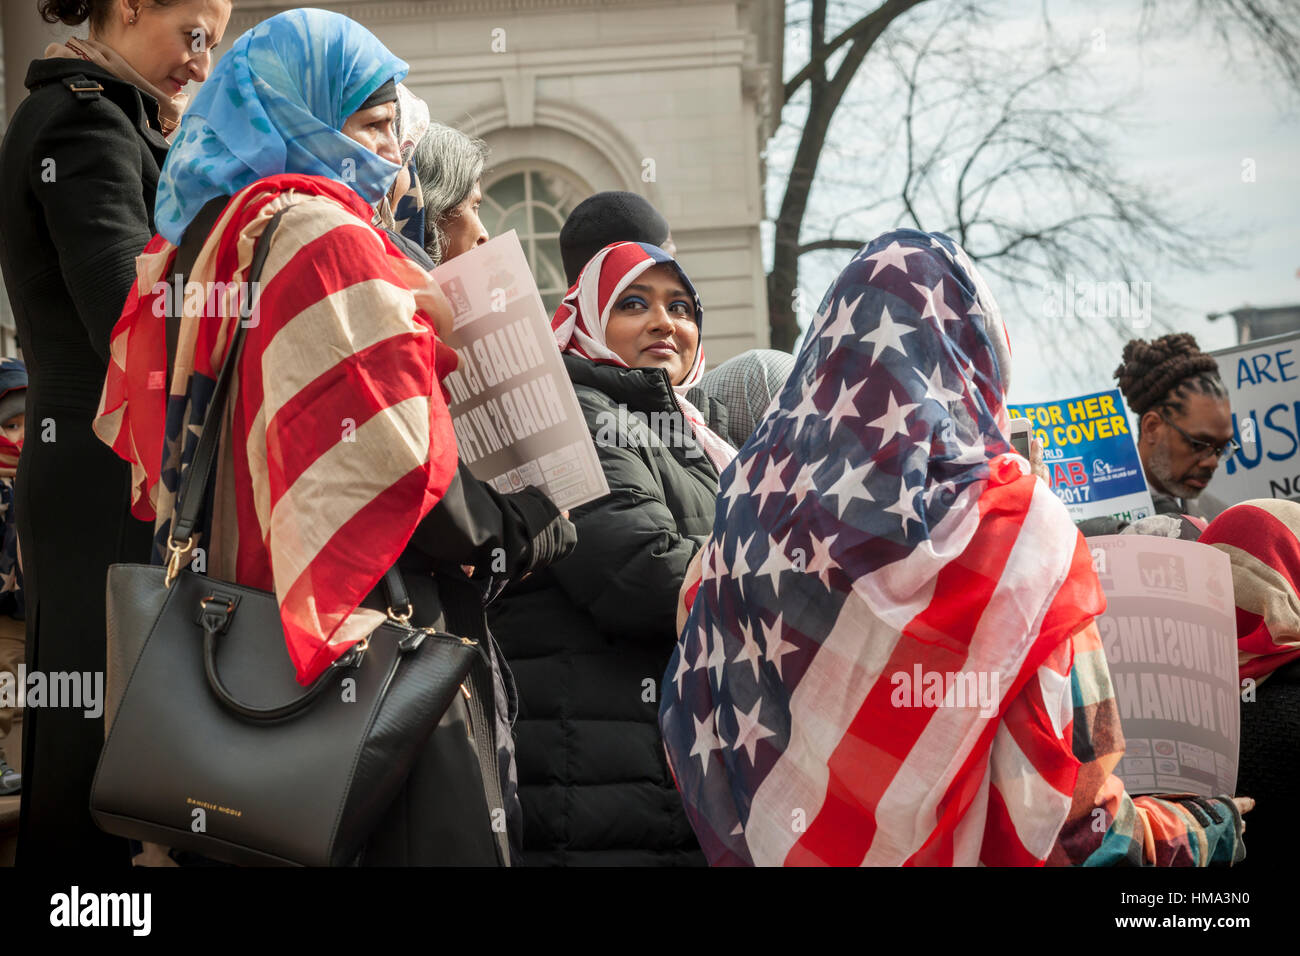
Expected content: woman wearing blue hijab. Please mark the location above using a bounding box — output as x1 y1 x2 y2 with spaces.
98 8 575 865
155 6 409 243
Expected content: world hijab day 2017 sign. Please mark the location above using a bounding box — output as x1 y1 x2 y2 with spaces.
1008 388 1156 523
1208 331 1300 507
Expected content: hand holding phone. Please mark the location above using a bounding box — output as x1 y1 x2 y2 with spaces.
1008 417 1032 459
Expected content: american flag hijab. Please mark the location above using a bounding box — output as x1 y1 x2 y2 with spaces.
659 229 1106 865
95 169 458 687
1201 499 1300 682
98 12 457 687
551 241 737 473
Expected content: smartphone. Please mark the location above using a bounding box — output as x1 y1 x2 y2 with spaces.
1008 417 1033 458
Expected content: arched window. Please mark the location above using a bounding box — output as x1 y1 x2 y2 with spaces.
482 164 587 315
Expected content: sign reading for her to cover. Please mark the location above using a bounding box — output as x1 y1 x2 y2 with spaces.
1008 387 1155 523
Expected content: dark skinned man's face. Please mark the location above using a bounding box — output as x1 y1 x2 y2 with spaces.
1138 391 1234 499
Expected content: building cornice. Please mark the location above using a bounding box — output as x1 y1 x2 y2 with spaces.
401 35 748 83
228 0 699 30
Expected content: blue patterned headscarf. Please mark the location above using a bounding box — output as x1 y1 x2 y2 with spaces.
155 8 409 244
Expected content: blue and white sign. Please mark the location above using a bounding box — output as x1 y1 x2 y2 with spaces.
1210 331 1300 507
1008 387 1156 523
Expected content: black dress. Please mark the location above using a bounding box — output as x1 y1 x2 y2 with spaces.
0 58 167 865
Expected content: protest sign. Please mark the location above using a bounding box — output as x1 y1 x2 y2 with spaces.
432 231 609 511
1208 330 1300 507
1007 388 1155 523
1089 535 1239 798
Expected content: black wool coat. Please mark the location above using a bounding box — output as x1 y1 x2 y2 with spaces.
488 353 727 866
0 58 169 866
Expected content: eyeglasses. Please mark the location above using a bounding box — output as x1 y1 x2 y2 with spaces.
1157 407 1239 460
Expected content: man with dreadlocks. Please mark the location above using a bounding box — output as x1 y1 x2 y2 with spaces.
1109 333 1235 526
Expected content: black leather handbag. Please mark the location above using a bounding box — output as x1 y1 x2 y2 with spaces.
90 207 509 867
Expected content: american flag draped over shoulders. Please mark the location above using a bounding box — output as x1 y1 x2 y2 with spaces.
659 229 1106 865
94 173 459 685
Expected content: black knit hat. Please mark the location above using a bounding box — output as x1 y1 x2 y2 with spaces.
358 78 398 111
560 191 670 286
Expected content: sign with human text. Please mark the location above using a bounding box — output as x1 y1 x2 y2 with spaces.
1090 535 1239 798
1208 331 1300 507
431 231 609 511
1008 388 1155 523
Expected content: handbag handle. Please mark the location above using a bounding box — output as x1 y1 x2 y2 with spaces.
200 595 362 721
159 203 410 617
197 593 446 722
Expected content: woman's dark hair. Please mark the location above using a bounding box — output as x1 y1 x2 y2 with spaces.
1113 332 1227 420
39 0 187 31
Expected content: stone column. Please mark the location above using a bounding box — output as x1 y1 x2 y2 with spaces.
3 5 73 123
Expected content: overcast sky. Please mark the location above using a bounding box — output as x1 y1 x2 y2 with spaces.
768 0 1300 404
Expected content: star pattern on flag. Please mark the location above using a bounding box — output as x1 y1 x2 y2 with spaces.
721 455 754 512
819 293 864 353
789 458 823 510
754 530 792 597
690 712 723 775
913 277 962 327
732 617 763 681
884 479 923 533
860 304 914 364
732 700 777 764
866 390 920 444
671 644 692 696
824 459 874 518
760 612 798 678
690 631 710 673
751 454 792 513
729 532 754 579
862 240 926 280
916 362 963 406
786 379 824 438
805 532 840 588
711 536 745 602
825 380 867 437
658 230 1021 863
706 632 729 685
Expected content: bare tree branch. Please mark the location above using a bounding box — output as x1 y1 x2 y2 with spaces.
767 0 1291 361
798 238 870 254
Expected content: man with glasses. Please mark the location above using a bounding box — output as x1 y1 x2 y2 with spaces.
1115 332 1234 521
1076 333 1234 539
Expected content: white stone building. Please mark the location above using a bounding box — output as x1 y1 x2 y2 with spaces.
2 0 784 359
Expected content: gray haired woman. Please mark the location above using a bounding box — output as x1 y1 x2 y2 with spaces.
412 123 490 265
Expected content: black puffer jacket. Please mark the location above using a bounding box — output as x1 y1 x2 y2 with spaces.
488 354 726 865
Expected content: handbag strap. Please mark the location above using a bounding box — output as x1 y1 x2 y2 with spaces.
168 207 285 548
165 196 228 392
163 204 409 614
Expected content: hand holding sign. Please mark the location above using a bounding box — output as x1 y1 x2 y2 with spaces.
414 274 455 341
1029 437 1049 487
1008 387 1155 523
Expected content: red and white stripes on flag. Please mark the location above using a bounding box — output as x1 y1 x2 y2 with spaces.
95 174 459 684
660 230 1107 866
